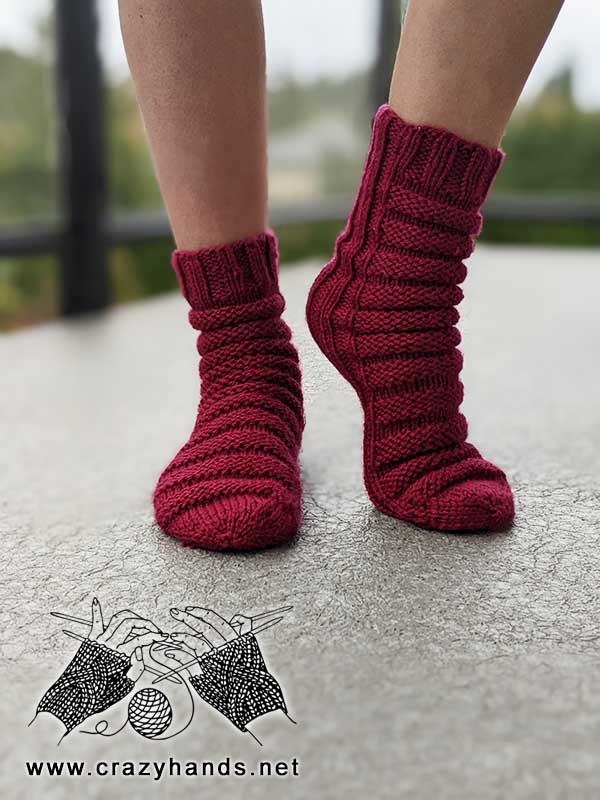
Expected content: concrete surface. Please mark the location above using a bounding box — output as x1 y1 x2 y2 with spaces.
1 245 600 799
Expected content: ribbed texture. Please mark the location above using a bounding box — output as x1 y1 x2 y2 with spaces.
172 231 279 309
376 105 504 209
155 231 304 550
306 105 514 531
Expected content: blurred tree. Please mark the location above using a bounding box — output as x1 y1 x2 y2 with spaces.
496 66 600 193
0 16 59 329
269 71 369 132
0 46 56 222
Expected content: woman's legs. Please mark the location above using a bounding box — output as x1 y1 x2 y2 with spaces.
307 1 564 531
119 1 303 550
390 0 565 147
118 0 267 249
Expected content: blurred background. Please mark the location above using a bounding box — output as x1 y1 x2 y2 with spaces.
1 0 599 330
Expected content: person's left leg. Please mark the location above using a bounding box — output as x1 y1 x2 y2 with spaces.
307 0 563 532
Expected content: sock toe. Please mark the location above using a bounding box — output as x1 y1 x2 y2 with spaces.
156 489 300 550
419 477 514 532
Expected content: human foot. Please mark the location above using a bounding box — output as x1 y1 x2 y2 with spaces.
306 106 513 532
154 232 304 549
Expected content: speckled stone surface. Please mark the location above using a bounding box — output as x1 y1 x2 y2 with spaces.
1 246 599 799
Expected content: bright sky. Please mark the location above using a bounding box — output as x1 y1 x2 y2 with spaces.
3 0 600 108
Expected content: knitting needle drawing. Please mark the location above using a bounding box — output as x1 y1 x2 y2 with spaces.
229 604 293 634
152 611 288 685
51 604 291 685
57 600 169 682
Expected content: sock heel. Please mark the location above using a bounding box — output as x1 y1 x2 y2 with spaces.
306 260 356 389
307 259 395 517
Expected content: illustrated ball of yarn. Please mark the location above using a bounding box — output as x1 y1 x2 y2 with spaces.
128 688 173 738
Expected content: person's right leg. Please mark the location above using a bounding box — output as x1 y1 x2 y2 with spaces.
119 0 267 249
390 0 565 148
119 0 303 549
307 0 564 531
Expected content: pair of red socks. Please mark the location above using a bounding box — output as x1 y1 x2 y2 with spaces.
153 105 514 550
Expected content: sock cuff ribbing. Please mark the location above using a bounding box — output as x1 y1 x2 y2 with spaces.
371 105 504 210
172 231 279 310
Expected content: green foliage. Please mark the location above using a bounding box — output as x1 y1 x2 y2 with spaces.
110 241 176 303
481 219 600 247
497 111 600 194
0 47 57 221
495 66 600 194
277 220 340 263
483 66 600 245
0 256 58 328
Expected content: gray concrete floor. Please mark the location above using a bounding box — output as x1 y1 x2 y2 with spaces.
1 246 600 799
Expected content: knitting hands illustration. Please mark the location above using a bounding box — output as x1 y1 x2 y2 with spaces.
35 600 293 743
35 600 167 736
150 606 249 678
149 604 291 680
88 598 168 681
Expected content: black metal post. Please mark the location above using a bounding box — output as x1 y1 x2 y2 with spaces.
371 0 402 116
55 0 110 315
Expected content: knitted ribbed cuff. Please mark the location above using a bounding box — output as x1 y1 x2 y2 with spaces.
373 105 504 210
172 231 279 310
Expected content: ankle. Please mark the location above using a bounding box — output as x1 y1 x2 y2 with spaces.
172 230 280 311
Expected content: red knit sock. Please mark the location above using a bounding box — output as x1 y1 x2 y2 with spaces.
154 232 304 550
306 105 514 532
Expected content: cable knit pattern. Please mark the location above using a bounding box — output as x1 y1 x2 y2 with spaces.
154 232 303 550
306 105 514 531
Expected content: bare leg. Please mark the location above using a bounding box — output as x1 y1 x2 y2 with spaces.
118 0 267 249
390 0 565 147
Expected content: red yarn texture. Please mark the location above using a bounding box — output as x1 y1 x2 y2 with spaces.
306 105 514 531
154 232 304 550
